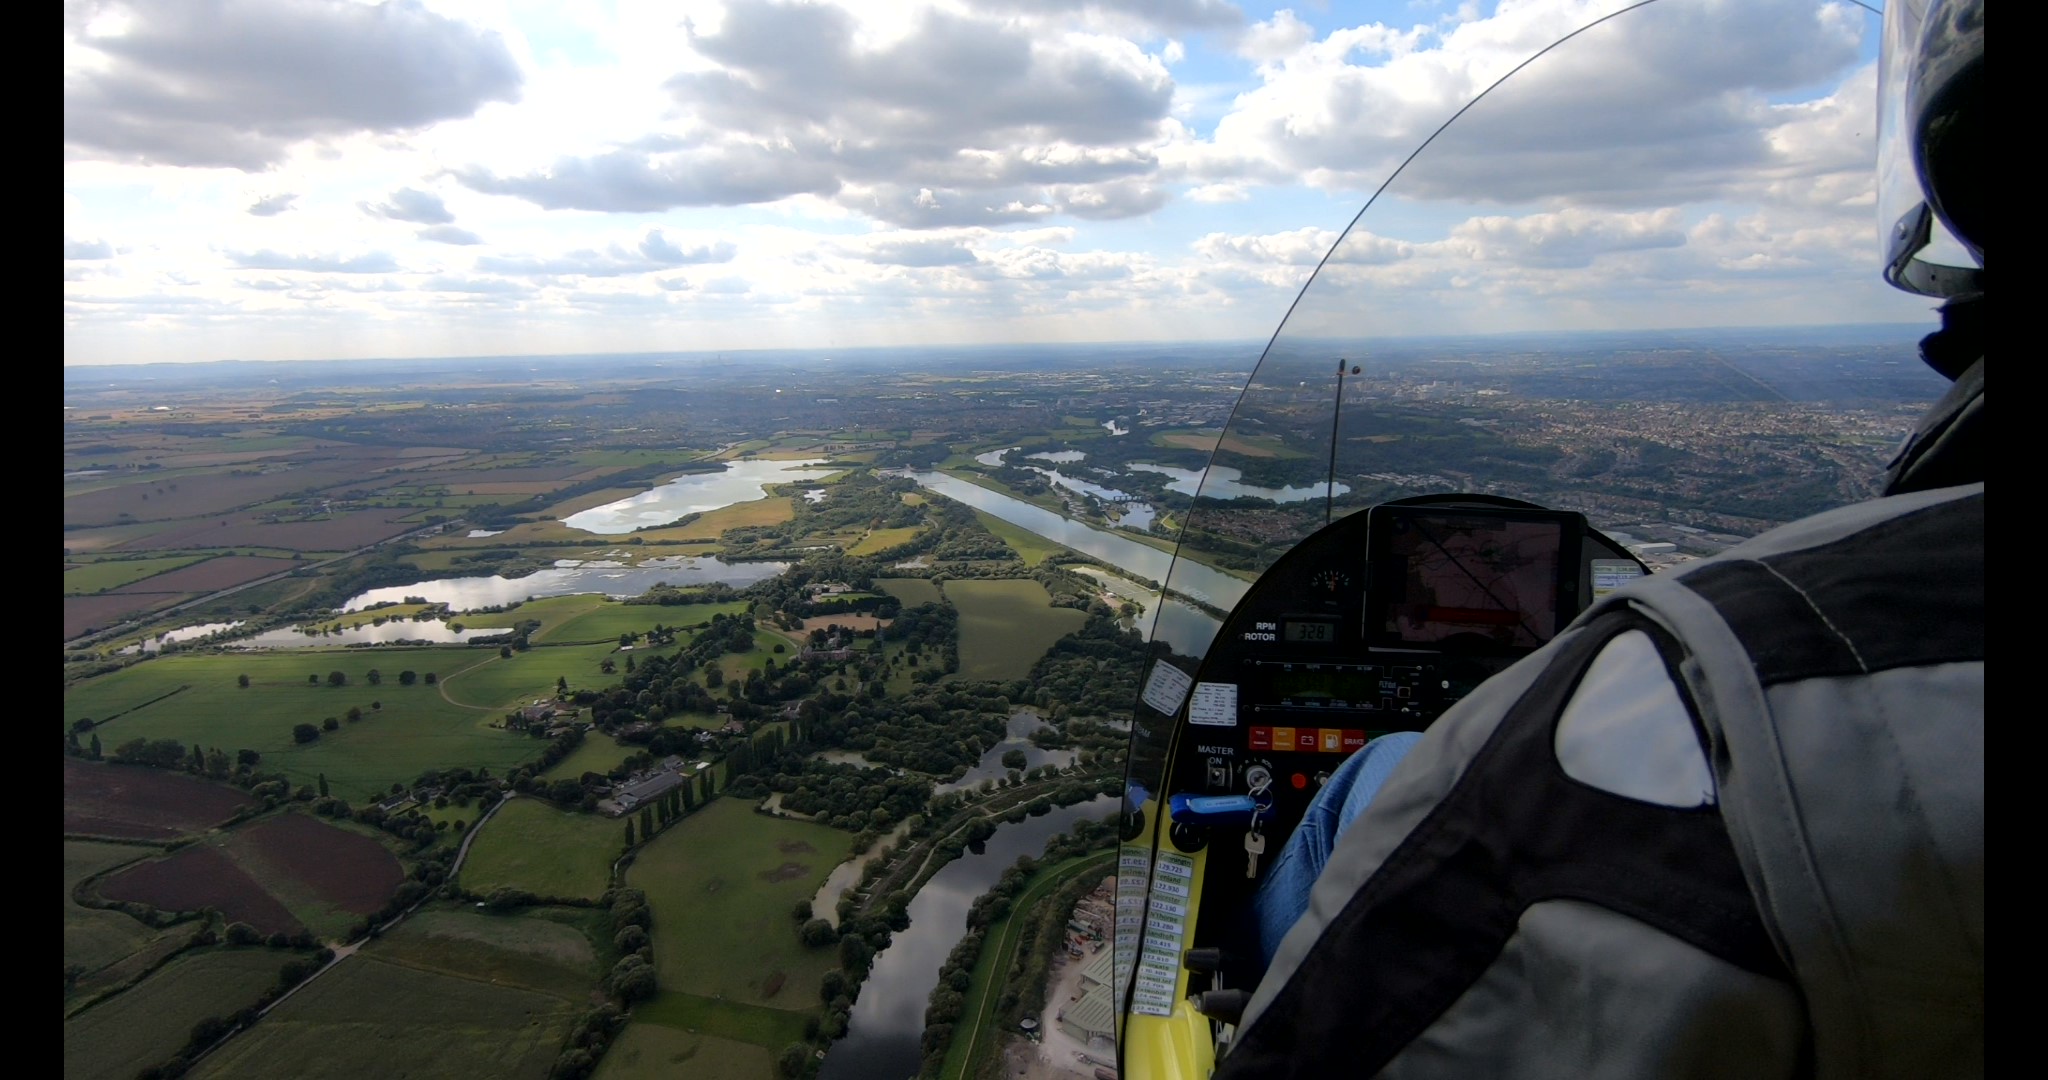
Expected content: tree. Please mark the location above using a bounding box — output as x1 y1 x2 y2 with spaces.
624 819 636 847
327 670 347 687
600 659 616 675
293 723 320 744
309 674 320 685
424 672 438 684
557 675 569 695
398 670 417 686
624 654 635 673
366 669 382 686
639 807 654 839
318 773 329 797
237 674 250 688
189 743 205 772
346 706 363 722
206 748 229 779
322 716 340 732
500 646 513 659
1002 748 1029 771
88 733 102 760
778 1043 811 1079
238 748 262 767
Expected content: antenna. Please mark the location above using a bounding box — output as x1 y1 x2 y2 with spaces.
1325 360 1358 526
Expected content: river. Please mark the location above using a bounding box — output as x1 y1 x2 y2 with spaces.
906 471 1244 611
818 795 1118 1080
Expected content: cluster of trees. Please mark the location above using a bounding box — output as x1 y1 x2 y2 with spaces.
758 759 932 832
546 1004 629 1080
621 780 695 849
1019 610 1148 719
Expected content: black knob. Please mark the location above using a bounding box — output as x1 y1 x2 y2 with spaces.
1195 989 1252 1024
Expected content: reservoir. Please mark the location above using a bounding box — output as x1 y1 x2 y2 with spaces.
817 795 1118 1080
340 556 791 612
562 459 839 534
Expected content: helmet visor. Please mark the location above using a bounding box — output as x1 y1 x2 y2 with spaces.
1877 0 1979 295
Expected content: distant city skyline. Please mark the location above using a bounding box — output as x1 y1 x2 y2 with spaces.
65 0 1941 366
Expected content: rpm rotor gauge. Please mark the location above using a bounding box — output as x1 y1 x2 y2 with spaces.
1309 568 1353 595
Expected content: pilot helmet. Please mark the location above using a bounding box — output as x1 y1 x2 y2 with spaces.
1877 0 1983 301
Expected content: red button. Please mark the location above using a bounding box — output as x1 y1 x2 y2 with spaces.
1290 772 1308 790
1248 726 1272 751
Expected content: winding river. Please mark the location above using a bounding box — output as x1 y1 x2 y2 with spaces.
817 795 1118 1080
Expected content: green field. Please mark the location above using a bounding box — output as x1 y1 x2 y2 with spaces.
970 510 1068 566
64 841 165 977
542 731 637 779
189 954 581 1080
460 797 622 901
595 1024 774 1080
946 579 1089 681
846 527 923 557
64 948 287 1080
626 797 852 1009
545 598 749 644
63 649 545 799
440 641 627 708
63 555 214 594
368 905 601 1000
875 578 941 605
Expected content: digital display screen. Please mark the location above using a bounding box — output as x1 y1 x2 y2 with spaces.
1269 666 1379 706
1366 507 1580 652
1283 619 1337 643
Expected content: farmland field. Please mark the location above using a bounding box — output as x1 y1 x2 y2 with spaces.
189 954 583 1080
64 555 214 594
63 650 544 798
945 579 1088 681
626 797 851 1009
97 843 304 935
367 905 601 1000
66 592 189 639
64 841 165 977
107 554 300 595
596 1024 773 1080
64 759 256 840
64 948 287 1080
461 797 622 901
217 813 408 938
874 578 941 606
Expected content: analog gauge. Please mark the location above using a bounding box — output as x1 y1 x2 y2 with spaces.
1309 568 1352 595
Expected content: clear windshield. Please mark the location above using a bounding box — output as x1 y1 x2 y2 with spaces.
1116 0 1946 1043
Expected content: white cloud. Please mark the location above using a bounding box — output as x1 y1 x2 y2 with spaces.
363 188 455 225
64 0 522 169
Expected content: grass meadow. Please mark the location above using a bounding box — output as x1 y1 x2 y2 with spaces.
461 797 623 901
970 510 1067 566
440 641 626 708
541 731 637 779
945 580 1088 682
63 648 544 799
63 555 214 594
874 578 941 606
64 948 286 1080
64 841 166 977
594 1024 774 1080
189 954 581 1080
542 599 750 644
846 527 923 557
368 905 602 1001
627 797 851 1010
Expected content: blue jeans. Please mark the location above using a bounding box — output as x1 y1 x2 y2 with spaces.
1248 731 1424 975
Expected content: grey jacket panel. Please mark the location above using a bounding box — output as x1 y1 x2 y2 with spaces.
1388 900 1805 1080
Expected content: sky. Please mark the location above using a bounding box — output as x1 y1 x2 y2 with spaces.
62 0 1943 365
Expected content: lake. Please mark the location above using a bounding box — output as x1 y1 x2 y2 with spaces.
1127 462 1351 503
561 459 838 534
340 556 791 611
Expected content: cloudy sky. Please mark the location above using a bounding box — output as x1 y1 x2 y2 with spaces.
63 0 1939 365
